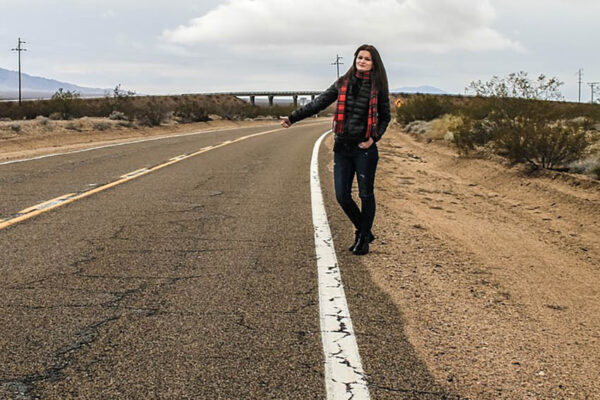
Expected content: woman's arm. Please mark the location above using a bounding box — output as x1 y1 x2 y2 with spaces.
281 82 339 127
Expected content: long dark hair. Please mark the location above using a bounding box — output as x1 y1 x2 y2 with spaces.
337 44 389 93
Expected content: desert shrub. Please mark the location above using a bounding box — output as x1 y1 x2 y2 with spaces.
92 121 112 131
117 120 136 128
50 88 81 119
65 121 82 131
36 116 50 126
404 120 428 135
109 111 127 120
452 113 595 169
396 95 451 124
174 98 209 123
137 100 167 126
494 118 592 168
10 124 21 133
451 117 499 154
107 84 136 116
48 112 62 120
211 102 257 120
568 156 600 177
255 104 296 119
427 114 463 141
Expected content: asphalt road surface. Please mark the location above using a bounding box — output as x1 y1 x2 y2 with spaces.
0 121 457 399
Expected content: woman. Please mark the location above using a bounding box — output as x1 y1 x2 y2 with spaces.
280 44 391 255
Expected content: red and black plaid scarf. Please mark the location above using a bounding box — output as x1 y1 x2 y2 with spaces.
333 70 378 139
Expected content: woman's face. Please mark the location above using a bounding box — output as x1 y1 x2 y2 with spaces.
355 50 373 72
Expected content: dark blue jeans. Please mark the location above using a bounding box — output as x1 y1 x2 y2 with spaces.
333 142 379 235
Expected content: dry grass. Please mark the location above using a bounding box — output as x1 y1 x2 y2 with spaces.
403 114 462 143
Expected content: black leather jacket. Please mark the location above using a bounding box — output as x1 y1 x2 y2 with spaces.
288 77 391 143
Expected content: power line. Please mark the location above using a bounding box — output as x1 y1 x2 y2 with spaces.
11 37 27 105
588 82 600 104
331 54 343 79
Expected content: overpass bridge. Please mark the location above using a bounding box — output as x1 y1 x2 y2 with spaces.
198 91 323 107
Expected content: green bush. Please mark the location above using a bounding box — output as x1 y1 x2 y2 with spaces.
50 88 81 119
452 115 595 169
494 118 592 169
396 95 451 124
451 116 498 154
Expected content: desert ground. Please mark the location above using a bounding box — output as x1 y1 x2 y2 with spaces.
346 126 600 399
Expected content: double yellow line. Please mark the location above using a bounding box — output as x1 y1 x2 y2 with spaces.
0 127 284 231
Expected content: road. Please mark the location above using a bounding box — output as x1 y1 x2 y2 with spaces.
0 121 455 399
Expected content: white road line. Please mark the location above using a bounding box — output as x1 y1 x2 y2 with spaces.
310 131 370 400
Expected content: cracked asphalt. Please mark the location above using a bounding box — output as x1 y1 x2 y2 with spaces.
0 121 457 399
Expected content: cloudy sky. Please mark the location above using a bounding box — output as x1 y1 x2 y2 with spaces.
0 0 598 101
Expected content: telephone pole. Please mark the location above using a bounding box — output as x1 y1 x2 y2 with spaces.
11 37 27 105
588 82 599 104
577 68 583 103
331 54 343 79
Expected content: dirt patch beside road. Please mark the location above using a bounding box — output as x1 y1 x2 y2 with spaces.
357 126 600 399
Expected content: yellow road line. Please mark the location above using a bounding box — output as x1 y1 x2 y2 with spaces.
18 193 77 214
0 126 284 232
120 168 150 179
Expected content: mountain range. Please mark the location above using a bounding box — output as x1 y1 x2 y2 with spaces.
390 85 447 94
0 67 108 100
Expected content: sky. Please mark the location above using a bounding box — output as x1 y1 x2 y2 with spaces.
0 0 599 101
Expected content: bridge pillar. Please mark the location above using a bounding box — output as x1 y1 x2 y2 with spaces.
249 95 255 106
293 95 298 107
268 95 274 107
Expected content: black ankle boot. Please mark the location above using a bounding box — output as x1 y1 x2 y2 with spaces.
349 231 375 251
352 232 372 255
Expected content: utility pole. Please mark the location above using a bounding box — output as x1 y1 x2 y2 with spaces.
588 82 599 104
577 68 583 103
11 37 27 105
331 54 343 79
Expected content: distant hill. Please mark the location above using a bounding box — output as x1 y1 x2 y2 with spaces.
391 85 447 95
0 67 108 100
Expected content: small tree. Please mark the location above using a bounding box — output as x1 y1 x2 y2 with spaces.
467 71 564 101
107 83 136 115
50 88 81 119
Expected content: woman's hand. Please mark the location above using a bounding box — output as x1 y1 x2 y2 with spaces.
358 137 374 149
280 116 291 128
